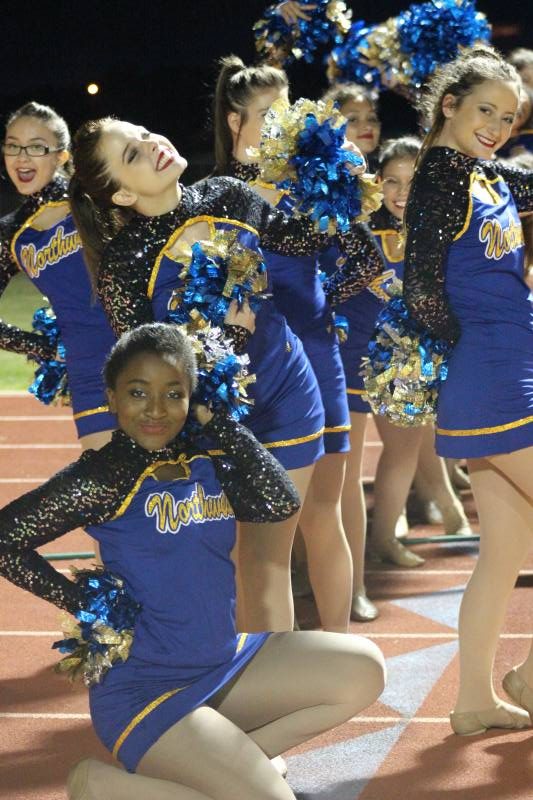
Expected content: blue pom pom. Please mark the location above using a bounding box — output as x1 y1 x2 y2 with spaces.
28 307 70 406
52 569 140 685
281 111 364 233
397 0 491 88
328 20 383 89
255 0 350 66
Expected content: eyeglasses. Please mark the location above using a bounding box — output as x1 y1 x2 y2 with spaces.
2 143 63 157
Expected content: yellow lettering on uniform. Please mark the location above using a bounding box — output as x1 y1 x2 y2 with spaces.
17 225 82 278
145 493 179 533
368 268 396 301
479 218 524 261
145 482 234 535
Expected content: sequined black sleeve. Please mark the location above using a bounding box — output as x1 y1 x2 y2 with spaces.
222 178 325 256
204 411 300 522
403 148 473 344
0 221 54 360
217 175 385 303
322 223 385 306
98 238 154 337
493 160 533 213
0 434 155 614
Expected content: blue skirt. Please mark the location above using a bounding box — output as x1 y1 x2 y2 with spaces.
90 632 269 772
69 374 117 438
436 326 533 457
338 342 371 415
301 328 350 453
245 327 325 470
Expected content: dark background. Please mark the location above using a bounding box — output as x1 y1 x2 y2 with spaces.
0 0 529 181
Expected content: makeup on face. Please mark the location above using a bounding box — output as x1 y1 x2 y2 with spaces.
380 158 416 220
107 351 191 451
102 120 187 209
340 97 381 155
4 117 64 195
438 79 520 159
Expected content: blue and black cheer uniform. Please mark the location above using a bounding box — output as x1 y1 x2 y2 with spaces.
0 411 300 771
228 160 384 453
98 176 383 469
318 205 400 414
404 147 533 457
0 177 117 436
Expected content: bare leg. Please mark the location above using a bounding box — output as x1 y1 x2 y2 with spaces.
370 416 425 567
215 631 385 754
237 465 314 632
340 413 378 620
475 449 533 696
298 453 352 631
68 632 385 800
446 457 471 490
452 452 533 731
413 425 471 534
138 632 384 798
67 757 213 799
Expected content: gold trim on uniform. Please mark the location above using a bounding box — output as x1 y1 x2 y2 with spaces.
147 216 260 300
347 388 365 395
262 427 324 450
453 173 502 242
208 428 326 458
437 415 533 437
372 229 404 264
113 454 211 519
324 424 351 433
72 404 111 420
112 686 188 759
250 178 289 207
112 631 251 759
10 201 71 273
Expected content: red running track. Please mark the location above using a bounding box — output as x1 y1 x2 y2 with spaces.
1 393 532 800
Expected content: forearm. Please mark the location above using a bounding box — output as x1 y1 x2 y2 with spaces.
204 411 300 521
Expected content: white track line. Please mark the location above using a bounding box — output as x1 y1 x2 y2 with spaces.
351 716 450 724
0 631 62 636
0 444 80 449
1 444 79 450
0 712 90 720
0 712 451 723
0 478 49 483
0 416 72 421
0 631 530 640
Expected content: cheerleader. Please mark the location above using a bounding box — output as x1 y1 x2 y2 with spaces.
0 102 116 449
0 323 385 800
212 55 384 630
402 47 533 734
68 114 383 633
322 84 381 172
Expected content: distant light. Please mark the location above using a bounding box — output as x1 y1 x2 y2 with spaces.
87 83 99 95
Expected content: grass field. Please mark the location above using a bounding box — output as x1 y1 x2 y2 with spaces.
0 273 47 390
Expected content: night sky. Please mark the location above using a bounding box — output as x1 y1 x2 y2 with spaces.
0 0 528 179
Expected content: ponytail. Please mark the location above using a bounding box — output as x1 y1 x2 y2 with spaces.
69 118 132 289
212 54 288 175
